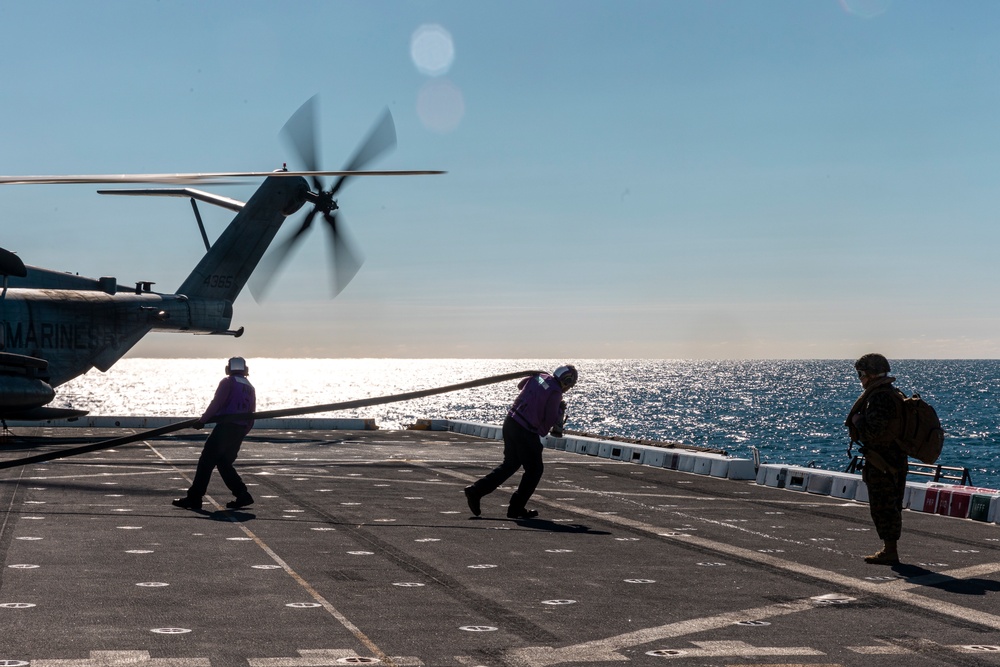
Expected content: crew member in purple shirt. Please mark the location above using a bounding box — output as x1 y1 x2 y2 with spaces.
173 357 256 511
464 365 578 519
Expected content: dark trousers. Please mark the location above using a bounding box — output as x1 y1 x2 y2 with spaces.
186 423 249 499
468 416 544 511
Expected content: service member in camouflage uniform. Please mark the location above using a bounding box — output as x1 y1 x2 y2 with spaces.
845 353 907 565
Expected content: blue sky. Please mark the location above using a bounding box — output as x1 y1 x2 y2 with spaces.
2 1 999 359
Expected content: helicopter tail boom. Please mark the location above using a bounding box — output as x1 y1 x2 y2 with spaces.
175 175 309 302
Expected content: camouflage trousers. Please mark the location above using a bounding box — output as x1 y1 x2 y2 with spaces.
862 456 907 541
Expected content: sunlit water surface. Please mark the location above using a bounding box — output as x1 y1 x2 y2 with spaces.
54 359 1000 489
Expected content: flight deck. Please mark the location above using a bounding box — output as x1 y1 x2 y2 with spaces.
2 423 1000 666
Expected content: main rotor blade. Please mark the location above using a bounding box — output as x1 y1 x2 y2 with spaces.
324 212 363 297
0 170 444 185
248 209 318 301
330 108 397 197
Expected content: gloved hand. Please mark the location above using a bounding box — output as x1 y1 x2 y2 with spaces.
193 421 205 430
550 426 563 438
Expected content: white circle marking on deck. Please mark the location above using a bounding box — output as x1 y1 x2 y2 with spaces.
647 649 686 657
541 599 576 605
0 603 35 608
151 628 190 634
0 660 29 666
545 549 573 553
227 537 252 541
15 537 41 541
7 565 38 569
136 582 169 587
252 565 282 570
468 564 497 569
348 551 374 556
117 526 142 530
460 626 498 632
625 579 655 584
286 602 322 608
415 538 440 542
735 620 771 626
311 527 337 531
393 582 425 587
126 550 153 554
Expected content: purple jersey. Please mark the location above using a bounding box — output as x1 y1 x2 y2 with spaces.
508 373 565 436
200 375 256 433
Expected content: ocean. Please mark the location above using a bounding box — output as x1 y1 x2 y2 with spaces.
52 358 1000 490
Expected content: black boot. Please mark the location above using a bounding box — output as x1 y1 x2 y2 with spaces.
227 492 254 509
172 496 202 510
464 486 482 516
507 506 538 519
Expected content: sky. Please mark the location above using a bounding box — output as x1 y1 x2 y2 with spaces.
1 0 999 360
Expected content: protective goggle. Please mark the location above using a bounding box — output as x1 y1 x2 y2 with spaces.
856 369 867 379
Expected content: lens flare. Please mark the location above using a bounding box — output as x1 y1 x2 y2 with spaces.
411 24 455 77
417 79 465 134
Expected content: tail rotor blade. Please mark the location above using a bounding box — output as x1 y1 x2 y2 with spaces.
324 212 364 297
249 209 318 301
330 108 397 197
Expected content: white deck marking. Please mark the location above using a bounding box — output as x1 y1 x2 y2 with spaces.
248 648 423 666
424 463 1000 635
645 639 823 658
145 443 399 667
31 650 209 667
504 598 818 666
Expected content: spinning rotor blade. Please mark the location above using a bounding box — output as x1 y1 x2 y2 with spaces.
281 95 323 192
331 108 397 196
0 170 443 185
324 212 363 297
248 208 319 302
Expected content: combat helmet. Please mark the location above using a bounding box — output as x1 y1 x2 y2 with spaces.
854 353 890 377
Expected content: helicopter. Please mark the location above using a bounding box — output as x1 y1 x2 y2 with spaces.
0 97 443 421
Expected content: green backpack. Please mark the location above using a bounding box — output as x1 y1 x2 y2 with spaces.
894 392 945 464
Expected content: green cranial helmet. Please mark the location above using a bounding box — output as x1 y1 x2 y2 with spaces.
854 353 890 376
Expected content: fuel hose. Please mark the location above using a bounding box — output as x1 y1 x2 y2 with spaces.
0 369 543 470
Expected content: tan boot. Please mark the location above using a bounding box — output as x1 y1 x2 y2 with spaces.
864 540 899 565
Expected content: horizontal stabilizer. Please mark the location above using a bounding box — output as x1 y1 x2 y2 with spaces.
98 188 246 213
